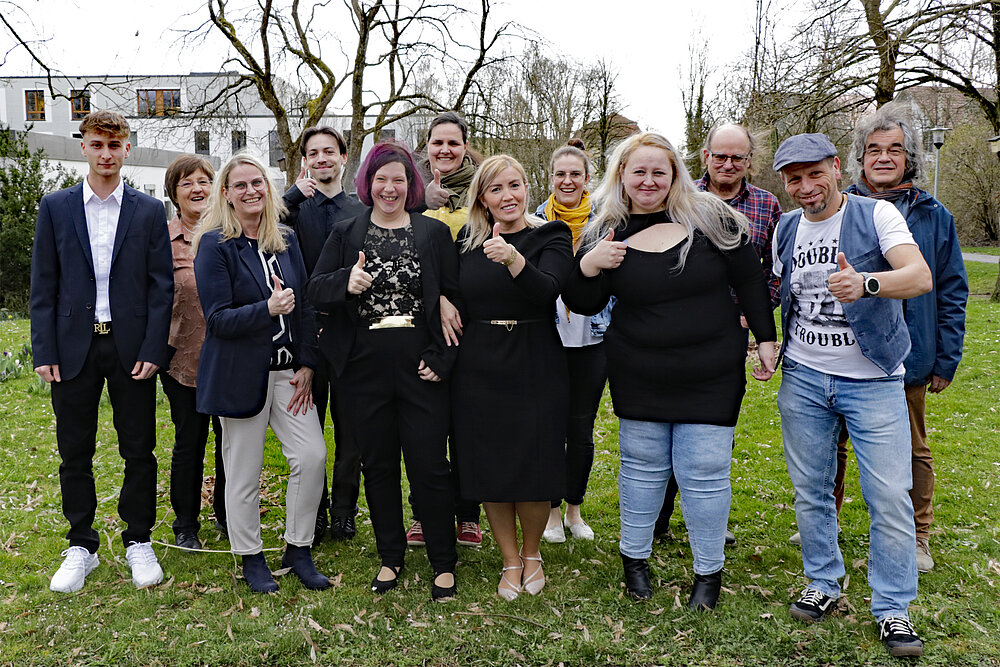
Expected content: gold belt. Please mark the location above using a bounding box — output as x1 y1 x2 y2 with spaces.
368 315 415 330
481 319 544 332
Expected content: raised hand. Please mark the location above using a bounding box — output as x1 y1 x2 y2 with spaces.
828 252 863 303
484 222 515 265
424 169 449 209
347 251 374 295
580 229 627 277
295 165 317 198
267 272 296 316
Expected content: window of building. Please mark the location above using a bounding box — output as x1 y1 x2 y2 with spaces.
71 90 91 120
268 130 283 167
130 131 138 147
379 128 396 141
195 130 210 155
232 130 247 154
137 89 181 117
25 90 45 121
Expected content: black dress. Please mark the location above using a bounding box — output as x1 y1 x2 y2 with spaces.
452 221 574 502
563 211 777 427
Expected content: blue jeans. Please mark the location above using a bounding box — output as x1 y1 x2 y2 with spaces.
777 358 918 620
618 418 734 575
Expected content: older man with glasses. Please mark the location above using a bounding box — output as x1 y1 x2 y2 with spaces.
654 122 782 544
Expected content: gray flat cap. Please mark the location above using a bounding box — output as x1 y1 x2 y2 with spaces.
772 133 838 171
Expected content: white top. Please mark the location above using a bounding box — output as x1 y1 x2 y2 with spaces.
82 177 124 323
555 295 602 347
773 199 915 379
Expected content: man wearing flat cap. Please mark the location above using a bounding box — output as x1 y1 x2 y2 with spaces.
771 133 932 657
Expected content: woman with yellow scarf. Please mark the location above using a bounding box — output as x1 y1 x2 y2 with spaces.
422 111 481 240
535 139 609 544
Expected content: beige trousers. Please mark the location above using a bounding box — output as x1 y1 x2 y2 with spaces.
220 369 327 555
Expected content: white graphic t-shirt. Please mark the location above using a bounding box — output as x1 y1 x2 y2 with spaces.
773 198 915 379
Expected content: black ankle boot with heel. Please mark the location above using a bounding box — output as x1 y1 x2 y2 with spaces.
687 569 722 611
621 553 653 600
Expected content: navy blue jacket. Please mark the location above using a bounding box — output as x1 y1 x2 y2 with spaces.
194 228 318 418
282 185 364 275
30 182 173 381
845 184 968 385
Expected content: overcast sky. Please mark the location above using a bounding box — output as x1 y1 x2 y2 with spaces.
2 0 791 142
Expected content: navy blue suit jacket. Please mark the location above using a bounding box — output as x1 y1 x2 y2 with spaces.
194 228 318 418
30 182 173 382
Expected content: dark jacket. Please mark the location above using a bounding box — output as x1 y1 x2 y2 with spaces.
194 228 318 418
282 185 364 275
30 182 173 381
306 209 459 380
845 184 968 384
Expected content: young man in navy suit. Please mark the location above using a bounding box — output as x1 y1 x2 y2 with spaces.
30 110 174 592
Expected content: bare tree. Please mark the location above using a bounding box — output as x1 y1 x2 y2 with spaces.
186 0 517 185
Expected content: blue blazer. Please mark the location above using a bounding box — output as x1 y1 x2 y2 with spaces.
30 182 173 382
194 227 318 418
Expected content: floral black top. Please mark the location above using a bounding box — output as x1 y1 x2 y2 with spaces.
358 222 424 323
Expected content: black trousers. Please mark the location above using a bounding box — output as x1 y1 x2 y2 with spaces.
312 356 362 519
337 325 457 573
553 343 608 508
408 441 482 524
51 333 157 552
159 371 227 534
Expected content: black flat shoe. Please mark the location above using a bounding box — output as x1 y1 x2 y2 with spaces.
431 571 457 601
687 569 722 611
621 553 652 600
242 552 279 594
175 531 201 551
282 544 332 590
371 564 402 594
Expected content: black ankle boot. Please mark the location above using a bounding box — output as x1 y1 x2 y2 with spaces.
242 552 279 593
281 544 331 590
621 553 653 600
687 569 722 611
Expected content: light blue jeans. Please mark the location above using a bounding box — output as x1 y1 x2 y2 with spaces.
777 358 918 620
618 418 734 575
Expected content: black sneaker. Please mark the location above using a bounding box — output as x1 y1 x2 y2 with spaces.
789 587 837 622
313 510 330 546
878 616 924 657
330 515 356 541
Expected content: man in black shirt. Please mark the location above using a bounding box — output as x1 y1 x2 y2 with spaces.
283 126 364 543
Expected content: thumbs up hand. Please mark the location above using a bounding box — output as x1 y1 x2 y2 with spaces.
484 222 516 266
347 251 374 295
424 168 449 209
580 228 627 277
828 251 864 303
267 272 296 316
295 164 317 198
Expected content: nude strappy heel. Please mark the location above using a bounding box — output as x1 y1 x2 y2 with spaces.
497 560 523 601
520 551 545 596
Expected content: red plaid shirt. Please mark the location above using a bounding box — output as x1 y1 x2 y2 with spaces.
697 174 782 307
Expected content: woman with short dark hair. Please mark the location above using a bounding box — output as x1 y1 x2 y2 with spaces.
307 141 459 600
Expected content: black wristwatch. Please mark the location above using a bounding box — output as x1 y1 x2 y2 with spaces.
861 272 881 298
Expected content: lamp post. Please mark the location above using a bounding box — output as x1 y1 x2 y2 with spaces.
929 127 950 200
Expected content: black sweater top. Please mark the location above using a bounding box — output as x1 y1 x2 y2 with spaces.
563 211 776 426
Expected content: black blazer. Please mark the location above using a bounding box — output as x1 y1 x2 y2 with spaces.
194 228 318 418
29 182 173 382
306 209 459 380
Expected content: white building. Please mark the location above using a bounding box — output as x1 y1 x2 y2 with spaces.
1 72 426 206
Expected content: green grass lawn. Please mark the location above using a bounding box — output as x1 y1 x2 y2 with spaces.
963 246 1000 256
1 269 998 666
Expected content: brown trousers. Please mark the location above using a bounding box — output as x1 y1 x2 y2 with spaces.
833 383 932 539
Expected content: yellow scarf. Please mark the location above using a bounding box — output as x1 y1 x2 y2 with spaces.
544 191 591 249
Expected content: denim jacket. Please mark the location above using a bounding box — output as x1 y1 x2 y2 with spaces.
775 194 910 376
844 185 968 385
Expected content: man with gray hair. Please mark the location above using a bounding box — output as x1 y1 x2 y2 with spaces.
842 103 969 572
772 132 932 657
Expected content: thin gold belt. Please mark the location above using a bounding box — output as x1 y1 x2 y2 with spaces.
478 319 545 332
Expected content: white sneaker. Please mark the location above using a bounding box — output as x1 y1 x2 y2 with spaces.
125 542 164 588
542 521 566 543
50 546 99 593
564 518 595 540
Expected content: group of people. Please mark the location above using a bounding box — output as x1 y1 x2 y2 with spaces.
30 100 967 658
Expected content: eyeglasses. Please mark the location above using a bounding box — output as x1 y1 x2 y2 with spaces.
227 178 265 193
864 146 905 158
709 152 749 166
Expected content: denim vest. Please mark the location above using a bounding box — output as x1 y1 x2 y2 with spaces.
775 194 910 375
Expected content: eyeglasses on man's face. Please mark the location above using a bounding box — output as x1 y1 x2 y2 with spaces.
709 152 749 166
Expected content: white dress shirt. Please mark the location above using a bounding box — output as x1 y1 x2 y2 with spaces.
82 177 124 323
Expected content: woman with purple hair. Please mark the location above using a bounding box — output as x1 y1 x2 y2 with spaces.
307 141 459 600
